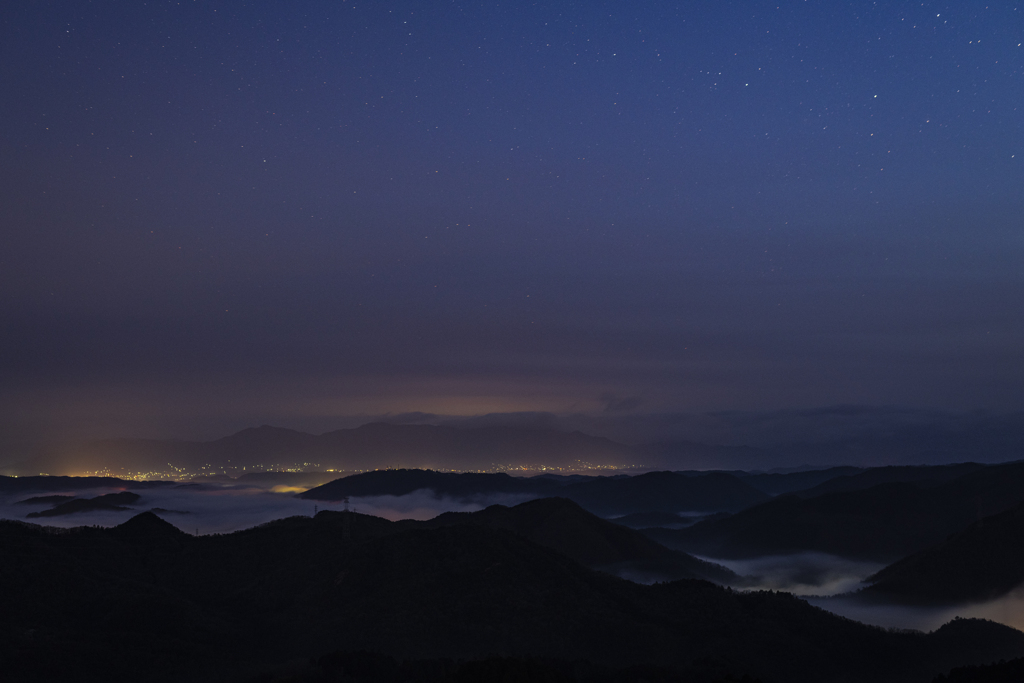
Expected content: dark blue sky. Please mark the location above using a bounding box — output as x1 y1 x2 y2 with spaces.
2 1 1022 439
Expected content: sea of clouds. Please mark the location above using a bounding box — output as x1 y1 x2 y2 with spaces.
0 482 536 534
4 481 1023 635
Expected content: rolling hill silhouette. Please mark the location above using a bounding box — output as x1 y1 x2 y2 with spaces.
559 470 769 516
864 499 1024 604
3 510 1024 682
300 468 562 499
739 466 864 496
302 468 769 517
17 423 636 475
792 463 987 498
648 461 1024 562
401 497 738 583
25 491 141 518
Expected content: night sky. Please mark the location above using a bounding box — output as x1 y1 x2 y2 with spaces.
2 1 1022 440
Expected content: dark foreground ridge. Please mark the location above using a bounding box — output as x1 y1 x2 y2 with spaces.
935 656 1024 682
2 508 1023 683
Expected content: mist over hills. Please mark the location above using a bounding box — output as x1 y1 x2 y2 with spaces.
5 505 1024 683
26 491 141 518
0 475 174 493
300 468 564 499
644 461 1024 562
400 497 738 584
8 459 1024 679
865 499 1024 605
301 469 770 517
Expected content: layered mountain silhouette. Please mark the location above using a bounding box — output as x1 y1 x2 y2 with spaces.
864 499 1024 604
4 508 1024 683
611 510 696 529
300 468 563 499
25 491 141 518
301 468 769 517
15 494 75 505
738 466 864 496
791 463 987 498
399 497 738 583
18 414 1024 478
935 656 1024 683
647 461 1024 562
0 474 173 494
15 423 636 475
559 470 769 515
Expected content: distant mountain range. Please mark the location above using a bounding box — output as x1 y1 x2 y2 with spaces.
10 423 638 475
4 506 1024 682
10 411 1024 477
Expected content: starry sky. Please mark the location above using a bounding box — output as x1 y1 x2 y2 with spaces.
2 1 1022 440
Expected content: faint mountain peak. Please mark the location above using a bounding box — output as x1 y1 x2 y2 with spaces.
215 424 315 443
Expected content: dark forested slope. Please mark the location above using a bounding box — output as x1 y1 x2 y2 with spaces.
651 462 1024 562
865 499 1024 604
3 511 1024 683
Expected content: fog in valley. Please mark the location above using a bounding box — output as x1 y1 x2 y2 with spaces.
6 482 1024 638
807 590 1024 634
0 483 539 534
706 552 884 597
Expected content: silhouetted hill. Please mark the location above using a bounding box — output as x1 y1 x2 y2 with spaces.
865 499 1024 604
26 491 141 518
638 440 769 470
15 494 75 505
935 655 1024 682
612 511 694 529
265 650 767 683
648 461 1024 562
316 423 634 470
16 408 1024 478
739 467 864 496
406 497 737 583
301 468 561 500
16 423 636 475
0 474 173 494
756 411 1024 467
300 497 734 583
212 424 321 460
3 512 1024 682
559 471 770 516
794 463 987 498
234 470 340 488
109 510 188 538
302 469 769 517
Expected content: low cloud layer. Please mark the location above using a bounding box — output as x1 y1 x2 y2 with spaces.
705 552 884 597
808 589 1024 634
0 484 539 534
6 484 1024 636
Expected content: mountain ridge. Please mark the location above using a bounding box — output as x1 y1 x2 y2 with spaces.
4 509 1024 682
